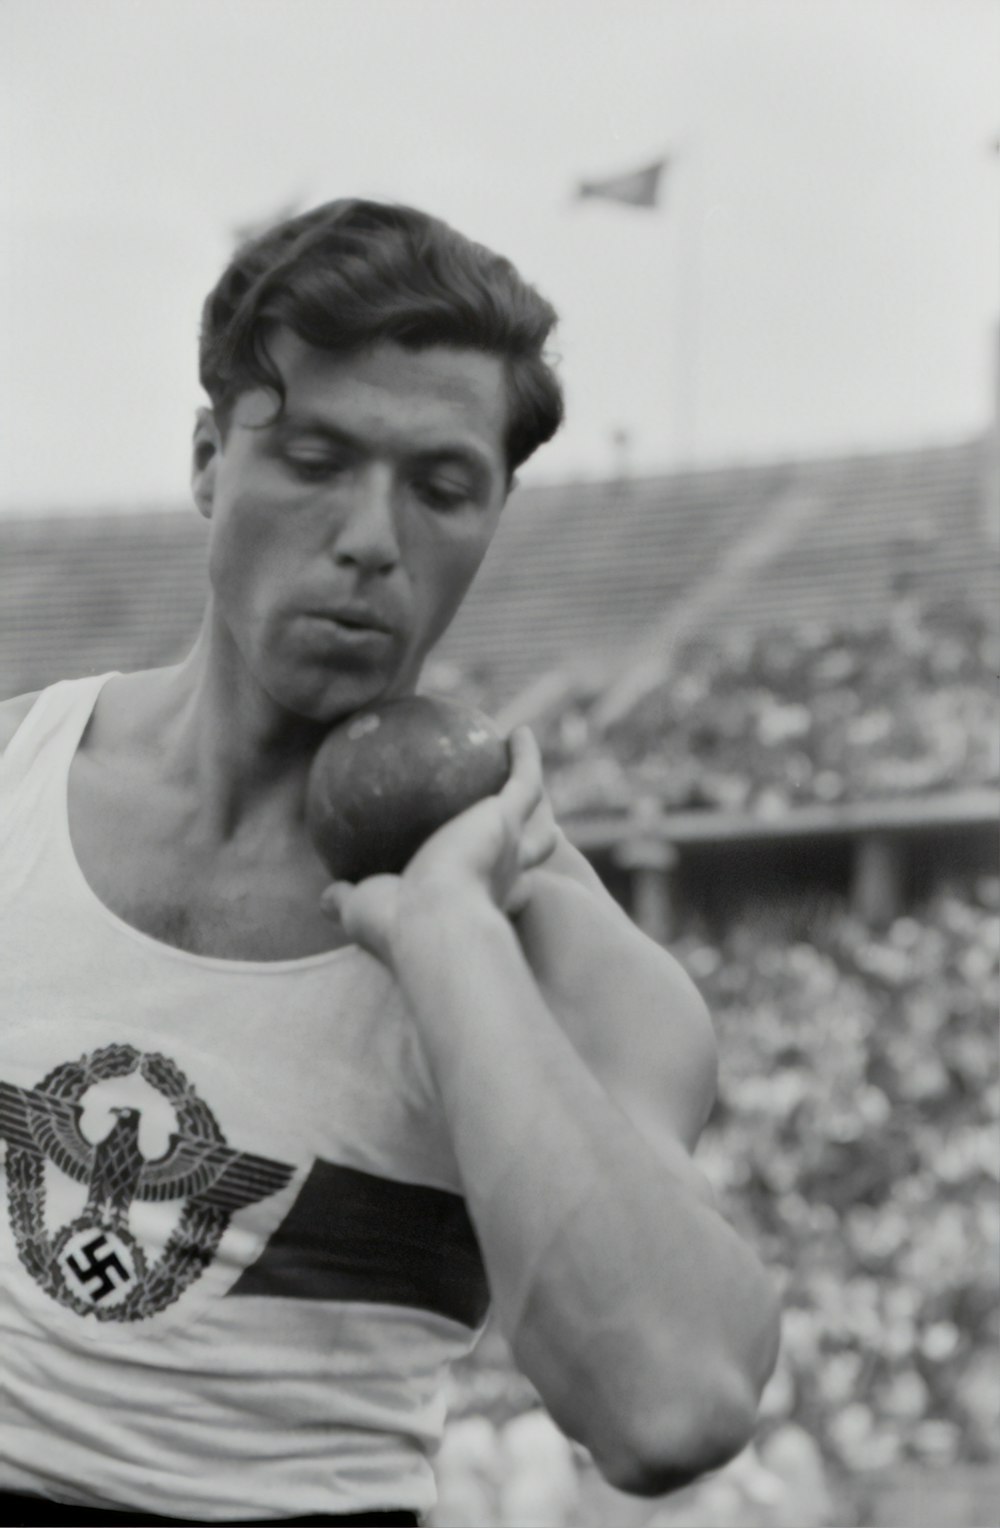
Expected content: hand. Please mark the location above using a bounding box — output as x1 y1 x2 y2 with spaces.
319 726 558 965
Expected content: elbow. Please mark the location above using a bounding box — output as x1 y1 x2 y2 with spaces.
598 1273 782 1497
595 1370 762 1499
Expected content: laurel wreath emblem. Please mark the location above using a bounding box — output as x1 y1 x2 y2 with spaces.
6 1044 233 1322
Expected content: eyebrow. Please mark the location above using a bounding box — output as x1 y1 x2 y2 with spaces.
271 412 498 482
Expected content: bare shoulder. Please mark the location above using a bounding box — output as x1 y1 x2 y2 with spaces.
0 691 42 754
517 829 718 1151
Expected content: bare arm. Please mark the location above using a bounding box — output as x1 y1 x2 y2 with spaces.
326 733 780 1497
511 832 720 1153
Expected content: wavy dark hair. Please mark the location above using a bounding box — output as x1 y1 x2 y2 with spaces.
199 199 564 476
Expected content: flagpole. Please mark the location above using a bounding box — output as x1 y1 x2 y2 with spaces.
673 142 701 469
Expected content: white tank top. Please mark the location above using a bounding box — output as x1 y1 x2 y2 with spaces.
0 675 488 1521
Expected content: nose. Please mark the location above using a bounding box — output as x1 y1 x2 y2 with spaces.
331 465 401 577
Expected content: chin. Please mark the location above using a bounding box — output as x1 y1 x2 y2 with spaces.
268 664 406 728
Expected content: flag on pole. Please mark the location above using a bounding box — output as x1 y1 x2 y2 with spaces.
575 157 668 209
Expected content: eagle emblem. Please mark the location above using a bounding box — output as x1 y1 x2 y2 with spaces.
0 1044 295 1321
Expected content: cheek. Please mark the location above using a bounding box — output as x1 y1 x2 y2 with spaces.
208 491 293 624
412 525 496 642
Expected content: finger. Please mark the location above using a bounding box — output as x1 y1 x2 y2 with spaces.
501 727 545 828
504 870 538 918
319 882 353 920
517 797 558 871
320 875 402 965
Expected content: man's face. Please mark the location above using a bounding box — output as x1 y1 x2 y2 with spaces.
199 331 510 723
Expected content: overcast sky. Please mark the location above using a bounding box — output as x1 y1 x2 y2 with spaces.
2 0 998 512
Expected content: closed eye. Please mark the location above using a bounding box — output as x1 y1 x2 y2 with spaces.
285 454 349 483
412 478 474 511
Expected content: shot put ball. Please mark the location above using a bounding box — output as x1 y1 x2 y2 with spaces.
306 695 510 881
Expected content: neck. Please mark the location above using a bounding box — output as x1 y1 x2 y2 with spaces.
127 619 332 844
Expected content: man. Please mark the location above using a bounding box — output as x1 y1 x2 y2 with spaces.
0 199 779 1526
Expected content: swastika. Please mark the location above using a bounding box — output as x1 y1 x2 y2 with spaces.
65 1233 131 1302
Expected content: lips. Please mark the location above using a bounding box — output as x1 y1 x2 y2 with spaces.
314 606 394 635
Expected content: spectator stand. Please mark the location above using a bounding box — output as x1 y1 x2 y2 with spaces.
527 598 999 941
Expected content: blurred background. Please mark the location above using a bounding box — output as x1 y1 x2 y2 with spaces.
2 2 998 1524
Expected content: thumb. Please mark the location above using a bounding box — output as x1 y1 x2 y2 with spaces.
319 882 352 922
320 874 403 965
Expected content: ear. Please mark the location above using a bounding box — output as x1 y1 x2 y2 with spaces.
191 406 223 520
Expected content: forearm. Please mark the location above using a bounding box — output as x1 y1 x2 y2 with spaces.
389 889 779 1492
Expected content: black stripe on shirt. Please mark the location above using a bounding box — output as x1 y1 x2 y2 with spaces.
228 1157 489 1328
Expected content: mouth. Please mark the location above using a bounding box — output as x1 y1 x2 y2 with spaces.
304 609 396 649
310 606 394 635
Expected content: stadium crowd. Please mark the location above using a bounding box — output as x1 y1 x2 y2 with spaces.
531 597 998 818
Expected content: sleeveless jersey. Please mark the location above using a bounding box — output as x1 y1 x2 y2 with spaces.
0 675 489 1521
